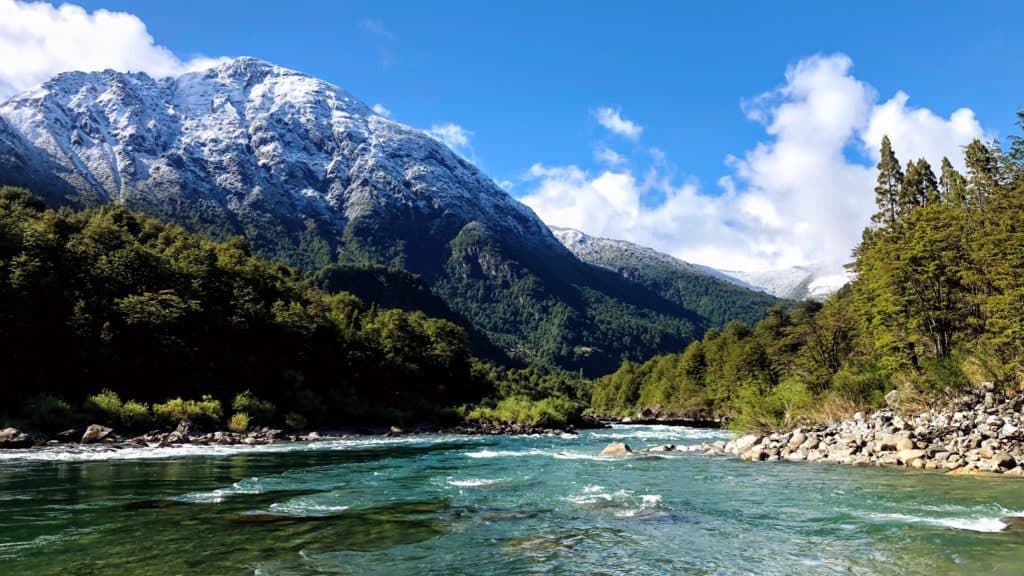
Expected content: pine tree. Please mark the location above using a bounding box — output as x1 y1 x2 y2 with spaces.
939 157 967 205
901 158 938 209
964 139 1001 210
873 136 903 225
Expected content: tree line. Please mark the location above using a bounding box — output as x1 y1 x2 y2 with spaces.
591 112 1024 431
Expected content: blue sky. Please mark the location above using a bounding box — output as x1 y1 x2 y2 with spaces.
2 0 1022 272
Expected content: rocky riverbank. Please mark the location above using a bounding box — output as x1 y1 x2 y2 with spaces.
0 418 602 451
691 383 1024 476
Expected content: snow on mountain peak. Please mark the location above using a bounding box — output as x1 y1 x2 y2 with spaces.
0 57 556 265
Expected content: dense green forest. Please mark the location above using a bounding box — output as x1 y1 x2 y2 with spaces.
0 186 592 431
592 113 1024 431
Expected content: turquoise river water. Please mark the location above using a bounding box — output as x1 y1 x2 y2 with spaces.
1 424 1023 575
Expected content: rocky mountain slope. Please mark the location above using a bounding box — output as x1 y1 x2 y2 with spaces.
550 227 779 326
718 265 850 301
0 58 771 375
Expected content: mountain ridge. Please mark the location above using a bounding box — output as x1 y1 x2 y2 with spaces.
0 57 778 374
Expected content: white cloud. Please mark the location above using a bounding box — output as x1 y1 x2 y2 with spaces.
594 107 643 140
426 122 474 158
594 145 626 166
372 103 392 117
862 91 985 172
0 0 228 98
521 54 988 274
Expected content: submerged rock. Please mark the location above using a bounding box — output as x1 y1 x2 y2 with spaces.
599 442 633 456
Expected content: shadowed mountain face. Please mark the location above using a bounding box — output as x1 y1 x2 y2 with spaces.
0 57 770 375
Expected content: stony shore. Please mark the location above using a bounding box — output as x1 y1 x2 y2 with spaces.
0 418 602 451
624 383 1024 476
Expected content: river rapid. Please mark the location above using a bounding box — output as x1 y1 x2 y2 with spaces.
1 424 1023 575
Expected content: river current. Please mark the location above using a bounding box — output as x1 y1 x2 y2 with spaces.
1 424 1022 575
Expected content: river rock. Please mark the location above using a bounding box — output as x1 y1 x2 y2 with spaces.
0 427 31 448
81 424 113 444
895 438 915 452
787 432 806 451
896 449 927 465
599 443 632 456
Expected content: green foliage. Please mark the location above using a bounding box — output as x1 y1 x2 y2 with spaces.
0 190 493 430
283 411 307 431
228 412 250 433
83 390 153 431
152 396 223 427
592 114 1024 430
232 391 275 425
466 396 583 428
24 395 76 432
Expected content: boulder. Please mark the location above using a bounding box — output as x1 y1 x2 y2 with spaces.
0 427 31 449
731 434 761 455
895 438 915 452
81 424 113 444
896 449 927 464
599 442 633 456
787 432 806 451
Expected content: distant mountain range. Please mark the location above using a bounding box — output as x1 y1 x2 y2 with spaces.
0 57 783 375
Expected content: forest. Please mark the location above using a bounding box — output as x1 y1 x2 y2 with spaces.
591 113 1024 431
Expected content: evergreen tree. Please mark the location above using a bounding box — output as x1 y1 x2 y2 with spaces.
873 136 904 225
939 157 967 205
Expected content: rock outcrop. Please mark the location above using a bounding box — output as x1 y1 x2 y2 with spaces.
693 384 1024 475
599 442 633 456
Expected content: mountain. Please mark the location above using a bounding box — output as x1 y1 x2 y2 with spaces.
550 227 780 326
0 57 770 375
718 266 850 301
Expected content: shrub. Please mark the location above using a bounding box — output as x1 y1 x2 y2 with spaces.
24 395 77 431
231 391 275 424
83 390 153 430
729 379 813 432
152 395 223 427
284 411 307 431
228 412 250 433
467 396 582 428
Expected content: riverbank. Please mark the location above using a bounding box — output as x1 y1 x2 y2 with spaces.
0 417 608 452
685 384 1024 476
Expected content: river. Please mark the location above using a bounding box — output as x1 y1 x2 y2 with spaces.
1 425 1022 575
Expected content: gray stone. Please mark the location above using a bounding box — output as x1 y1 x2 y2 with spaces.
599 442 633 456
81 424 113 444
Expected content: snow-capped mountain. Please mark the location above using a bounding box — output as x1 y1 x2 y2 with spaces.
550 226 848 302
550 227 779 327
0 57 772 375
0 57 558 271
719 266 850 301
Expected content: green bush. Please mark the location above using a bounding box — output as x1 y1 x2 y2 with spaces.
231 391 275 424
152 395 223 427
729 379 812 432
228 412 250 433
24 395 77 431
467 396 582 428
284 411 307 431
83 390 153 430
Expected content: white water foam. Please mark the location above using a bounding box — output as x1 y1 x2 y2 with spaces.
0 435 485 463
448 478 498 487
586 425 730 443
862 512 1013 533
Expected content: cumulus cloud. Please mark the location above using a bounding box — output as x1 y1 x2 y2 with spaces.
594 107 643 140
372 103 392 117
521 54 988 273
0 0 228 98
426 122 474 158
